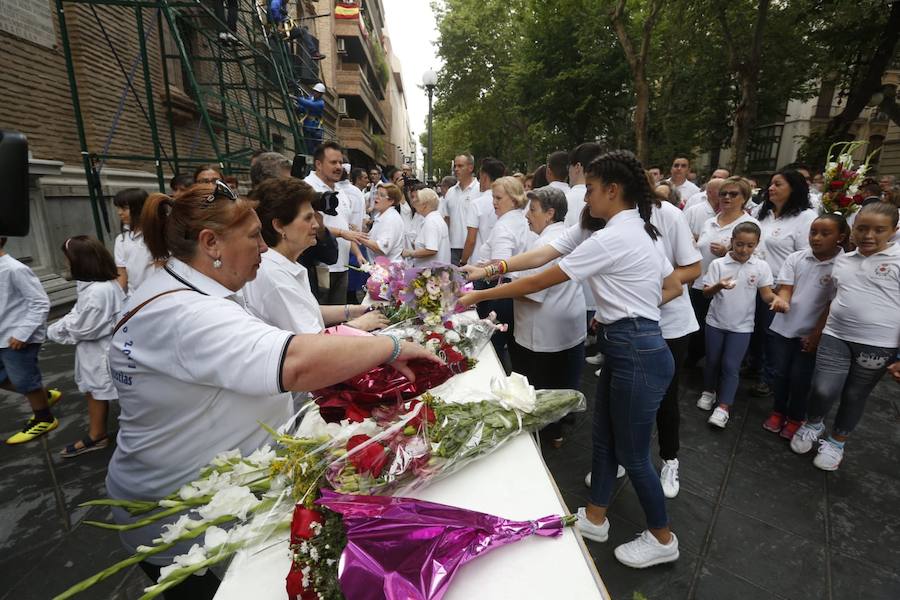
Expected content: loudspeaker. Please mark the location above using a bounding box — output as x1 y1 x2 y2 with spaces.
0 130 29 236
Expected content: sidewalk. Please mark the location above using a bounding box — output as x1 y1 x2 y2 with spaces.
1 342 898 600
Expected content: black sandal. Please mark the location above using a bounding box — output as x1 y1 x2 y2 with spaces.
59 435 109 458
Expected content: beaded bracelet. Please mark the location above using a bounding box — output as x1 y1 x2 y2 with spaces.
386 335 402 363
344 304 351 321
498 260 509 275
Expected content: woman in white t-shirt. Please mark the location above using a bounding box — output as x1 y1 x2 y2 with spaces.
509 186 586 447
106 182 438 596
113 188 156 295
474 176 532 372
687 177 759 366
460 151 684 570
746 169 817 396
401 188 450 267
358 183 405 261
242 178 386 333
791 203 900 471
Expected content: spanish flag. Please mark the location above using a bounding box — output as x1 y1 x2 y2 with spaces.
335 2 360 19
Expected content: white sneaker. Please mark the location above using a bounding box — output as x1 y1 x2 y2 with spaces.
707 406 729 428
813 439 844 471
696 391 717 410
614 530 679 568
584 465 626 488
790 423 825 454
594 367 603 377
660 459 679 498
575 507 609 542
586 352 605 365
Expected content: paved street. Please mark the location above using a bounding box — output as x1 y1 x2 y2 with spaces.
1 340 898 600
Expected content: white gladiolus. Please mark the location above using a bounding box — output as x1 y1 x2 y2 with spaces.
211 449 242 467
158 543 209 581
157 514 204 544
245 445 276 467
203 525 229 551
196 486 261 521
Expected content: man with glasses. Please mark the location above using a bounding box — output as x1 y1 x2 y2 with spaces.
667 157 700 205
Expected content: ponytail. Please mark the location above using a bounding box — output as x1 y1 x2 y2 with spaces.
141 183 258 262
584 150 660 240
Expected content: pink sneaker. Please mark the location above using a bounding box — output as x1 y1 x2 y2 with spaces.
779 419 804 440
762 411 785 433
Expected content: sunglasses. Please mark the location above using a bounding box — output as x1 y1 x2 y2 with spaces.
718 190 742 198
205 180 238 204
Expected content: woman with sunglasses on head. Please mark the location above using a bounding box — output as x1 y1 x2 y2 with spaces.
105 182 439 598
460 151 684 569
689 177 760 363
745 169 817 396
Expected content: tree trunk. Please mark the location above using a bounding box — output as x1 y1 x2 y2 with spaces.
609 0 663 165
824 0 900 141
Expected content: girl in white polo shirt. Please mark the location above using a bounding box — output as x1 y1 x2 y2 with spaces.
791 202 900 470
746 169 817 396
49 236 125 458
762 214 847 440
699 222 788 428
460 151 684 570
113 188 155 295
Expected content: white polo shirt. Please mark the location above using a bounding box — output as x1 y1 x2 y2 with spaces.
479 208 531 262
558 209 673 324
671 179 700 204
414 211 451 267
242 250 324 334
444 178 480 249
823 243 900 348
465 190 498 264
369 208 406 261
106 259 293 503
114 230 156 295
513 222 586 352
770 248 840 339
336 180 366 231
548 223 597 312
683 190 707 210
703 254 774 333
756 208 818 279
651 202 702 339
305 172 353 273
564 184 586 228
47 279 125 400
684 199 717 240
692 212 760 290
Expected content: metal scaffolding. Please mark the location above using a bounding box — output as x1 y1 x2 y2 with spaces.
54 0 314 240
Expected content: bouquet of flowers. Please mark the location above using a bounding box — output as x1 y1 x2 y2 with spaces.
820 140 881 217
53 379 585 600
313 313 505 423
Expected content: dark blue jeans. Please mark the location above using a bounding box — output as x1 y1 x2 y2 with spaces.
767 331 816 421
704 325 751 406
510 340 584 439
807 334 897 436
475 280 514 374
747 293 776 383
589 318 673 530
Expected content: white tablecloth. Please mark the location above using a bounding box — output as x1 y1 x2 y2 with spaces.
215 345 608 600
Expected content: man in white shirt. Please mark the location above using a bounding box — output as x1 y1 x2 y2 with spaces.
444 154 479 264
438 175 457 224
667 156 700 203
545 150 570 194
684 178 725 239
461 157 505 265
304 142 367 304
683 169 729 210
564 142 604 228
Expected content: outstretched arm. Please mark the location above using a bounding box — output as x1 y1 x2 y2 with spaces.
461 244 563 281
459 265 568 306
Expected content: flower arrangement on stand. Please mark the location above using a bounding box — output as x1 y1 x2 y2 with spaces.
820 140 881 217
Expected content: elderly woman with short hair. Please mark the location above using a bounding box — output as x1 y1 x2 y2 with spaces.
512 186 587 446
402 187 450 266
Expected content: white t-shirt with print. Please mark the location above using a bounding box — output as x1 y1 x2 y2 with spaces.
769 248 840 339
692 212 761 290
703 254 773 333
755 208 818 280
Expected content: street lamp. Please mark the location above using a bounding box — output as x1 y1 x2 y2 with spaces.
423 69 438 183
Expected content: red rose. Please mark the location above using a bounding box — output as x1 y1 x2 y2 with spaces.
838 194 852 207
285 562 316 599
345 403 370 423
346 434 389 477
407 398 436 428
290 506 324 542
829 180 845 190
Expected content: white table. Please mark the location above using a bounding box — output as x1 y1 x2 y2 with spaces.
215 345 609 600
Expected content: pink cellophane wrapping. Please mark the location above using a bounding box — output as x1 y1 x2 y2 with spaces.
316 490 567 600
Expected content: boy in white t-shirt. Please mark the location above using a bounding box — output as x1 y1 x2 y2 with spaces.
0 237 62 444
698 222 788 428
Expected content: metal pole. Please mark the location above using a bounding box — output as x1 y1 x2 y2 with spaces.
427 86 434 182
135 6 166 192
55 0 105 241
